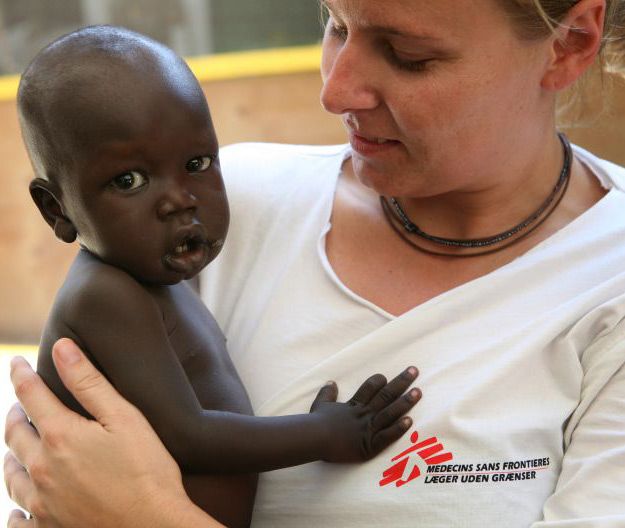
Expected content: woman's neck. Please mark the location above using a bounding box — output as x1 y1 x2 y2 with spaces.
355 133 569 243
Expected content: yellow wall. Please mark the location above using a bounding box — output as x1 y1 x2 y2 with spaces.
1 48 624 343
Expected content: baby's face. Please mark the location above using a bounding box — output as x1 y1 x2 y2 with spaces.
59 77 228 285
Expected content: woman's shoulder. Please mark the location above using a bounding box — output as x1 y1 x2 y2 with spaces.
202 144 349 317
220 141 349 162
219 142 349 185
573 144 625 191
219 142 349 211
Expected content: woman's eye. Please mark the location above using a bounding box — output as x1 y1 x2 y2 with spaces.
110 171 147 191
328 20 348 41
391 55 432 72
386 45 433 72
186 155 213 173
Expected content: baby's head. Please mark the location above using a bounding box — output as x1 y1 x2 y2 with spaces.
18 25 228 285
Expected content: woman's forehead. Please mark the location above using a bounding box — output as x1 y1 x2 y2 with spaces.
323 0 506 37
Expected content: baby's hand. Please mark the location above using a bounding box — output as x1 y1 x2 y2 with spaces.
310 367 421 463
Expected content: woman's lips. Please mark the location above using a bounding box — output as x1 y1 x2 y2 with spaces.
349 132 401 156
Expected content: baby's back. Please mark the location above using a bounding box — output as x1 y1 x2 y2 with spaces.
38 250 257 527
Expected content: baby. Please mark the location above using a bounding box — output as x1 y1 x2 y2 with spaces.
17 26 420 527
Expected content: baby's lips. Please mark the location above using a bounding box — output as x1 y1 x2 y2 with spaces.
162 241 210 274
170 222 209 251
209 238 224 250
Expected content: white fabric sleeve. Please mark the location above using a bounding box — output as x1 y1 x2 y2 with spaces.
531 323 625 527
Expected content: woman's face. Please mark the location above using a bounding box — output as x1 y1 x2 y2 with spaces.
320 0 555 198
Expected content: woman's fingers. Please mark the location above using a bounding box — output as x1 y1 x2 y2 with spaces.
2 339 198 527
51 338 136 425
7 509 32 528
8 357 68 439
371 387 422 431
367 367 419 412
4 452 34 512
4 403 39 470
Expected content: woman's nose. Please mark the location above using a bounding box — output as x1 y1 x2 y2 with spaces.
157 178 198 220
320 38 380 115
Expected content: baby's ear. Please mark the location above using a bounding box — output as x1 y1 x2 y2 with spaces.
29 178 77 243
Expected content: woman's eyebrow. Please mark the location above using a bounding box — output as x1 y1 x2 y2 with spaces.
321 1 442 42
365 25 443 42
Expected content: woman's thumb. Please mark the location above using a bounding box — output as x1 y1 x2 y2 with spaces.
51 338 129 423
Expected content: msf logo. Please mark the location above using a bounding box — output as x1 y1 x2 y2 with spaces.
379 431 453 488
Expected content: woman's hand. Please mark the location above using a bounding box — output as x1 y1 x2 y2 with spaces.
4 338 221 528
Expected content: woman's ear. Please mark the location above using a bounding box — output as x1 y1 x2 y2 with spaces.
29 178 77 243
540 0 606 91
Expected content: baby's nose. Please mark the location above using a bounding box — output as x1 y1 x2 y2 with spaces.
157 182 198 219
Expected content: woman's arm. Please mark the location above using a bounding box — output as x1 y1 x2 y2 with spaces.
5 339 223 528
531 325 625 527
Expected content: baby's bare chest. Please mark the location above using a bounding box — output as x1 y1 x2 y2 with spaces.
151 285 253 414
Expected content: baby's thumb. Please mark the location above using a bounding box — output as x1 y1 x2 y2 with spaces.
51 338 131 424
310 381 338 411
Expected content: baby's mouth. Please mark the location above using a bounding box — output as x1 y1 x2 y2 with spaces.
163 233 219 275
173 236 201 255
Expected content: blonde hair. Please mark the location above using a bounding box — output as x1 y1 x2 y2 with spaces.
499 1 625 124
500 0 625 73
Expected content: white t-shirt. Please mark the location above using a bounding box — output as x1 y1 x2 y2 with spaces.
201 142 625 527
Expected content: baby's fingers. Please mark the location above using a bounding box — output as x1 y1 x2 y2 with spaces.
310 381 338 411
348 373 387 406
367 367 418 412
372 387 421 431
371 417 413 455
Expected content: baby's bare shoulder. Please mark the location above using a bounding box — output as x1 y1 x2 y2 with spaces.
56 251 158 327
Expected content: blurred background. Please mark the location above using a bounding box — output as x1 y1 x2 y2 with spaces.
0 0 325 75
0 0 624 517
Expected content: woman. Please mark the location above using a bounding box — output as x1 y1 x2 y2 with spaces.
5 0 625 526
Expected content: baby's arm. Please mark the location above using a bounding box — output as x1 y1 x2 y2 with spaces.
62 271 419 473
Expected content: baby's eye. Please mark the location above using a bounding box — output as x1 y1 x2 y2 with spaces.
110 171 147 192
186 156 213 173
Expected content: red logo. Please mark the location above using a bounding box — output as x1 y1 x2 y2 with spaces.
379 431 453 487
